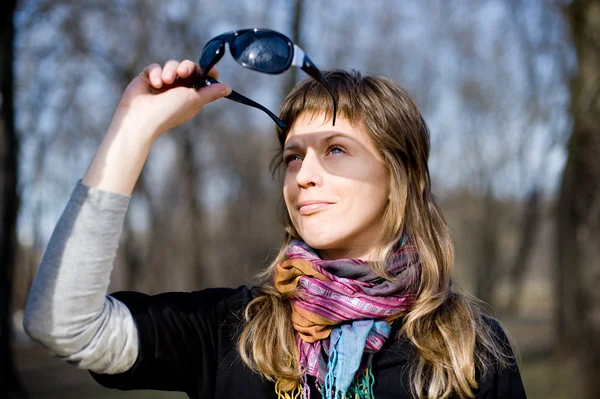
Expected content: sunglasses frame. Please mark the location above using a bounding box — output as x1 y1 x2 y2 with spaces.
195 28 337 130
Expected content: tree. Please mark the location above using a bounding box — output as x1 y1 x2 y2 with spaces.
0 0 26 397
556 0 600 397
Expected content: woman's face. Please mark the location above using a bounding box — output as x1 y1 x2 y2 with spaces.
283 112 390 260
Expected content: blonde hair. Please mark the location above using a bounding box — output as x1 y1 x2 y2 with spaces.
238 70 518 398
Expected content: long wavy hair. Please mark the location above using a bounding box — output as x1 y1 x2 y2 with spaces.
238 70 517 398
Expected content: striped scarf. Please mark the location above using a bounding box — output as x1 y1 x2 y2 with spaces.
273 237 421 399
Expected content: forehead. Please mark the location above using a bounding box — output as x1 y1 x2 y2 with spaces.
284 112 368 145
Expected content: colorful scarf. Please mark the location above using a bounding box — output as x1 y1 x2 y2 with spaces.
273 236 421 399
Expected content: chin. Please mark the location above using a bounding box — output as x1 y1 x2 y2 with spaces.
297 233 343 251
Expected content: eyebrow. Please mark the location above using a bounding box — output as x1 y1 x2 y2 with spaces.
283 132 360 153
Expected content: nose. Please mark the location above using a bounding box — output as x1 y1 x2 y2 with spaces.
295 150 323 188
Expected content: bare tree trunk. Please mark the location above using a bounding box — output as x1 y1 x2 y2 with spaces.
282 0 304 97
475 188 499 309
556 1 600 397
506 188 540 315
122 215 144 290
0 1 26 397
179 132 206 287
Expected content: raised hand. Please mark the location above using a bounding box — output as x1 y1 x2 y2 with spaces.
115 59 231 139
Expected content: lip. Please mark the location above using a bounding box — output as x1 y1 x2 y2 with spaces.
297 200 334 215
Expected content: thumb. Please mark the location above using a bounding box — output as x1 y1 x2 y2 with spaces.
195 83 232 106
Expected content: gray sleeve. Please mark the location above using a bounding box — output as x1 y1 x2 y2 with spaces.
23 179 140 374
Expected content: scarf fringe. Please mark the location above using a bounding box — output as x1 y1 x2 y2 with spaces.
319 365 375 399
349 365 375 399
275 366 375 399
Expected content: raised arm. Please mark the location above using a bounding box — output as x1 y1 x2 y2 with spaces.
23 60 231 374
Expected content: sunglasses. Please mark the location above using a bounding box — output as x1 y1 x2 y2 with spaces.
193 28 337 130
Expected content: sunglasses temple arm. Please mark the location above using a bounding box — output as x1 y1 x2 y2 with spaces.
295 51 337 126
203 78 287 130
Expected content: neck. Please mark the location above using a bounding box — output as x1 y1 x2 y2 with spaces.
319 246 379 261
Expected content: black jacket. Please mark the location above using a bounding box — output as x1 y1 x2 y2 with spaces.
90 286 527 398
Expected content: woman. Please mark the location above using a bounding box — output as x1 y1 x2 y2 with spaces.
23 60 527 399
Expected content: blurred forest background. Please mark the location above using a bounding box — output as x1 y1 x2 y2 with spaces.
1 0 599 398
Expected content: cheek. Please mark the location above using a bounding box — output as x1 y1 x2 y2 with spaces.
352 163 390 201
283 175 297 209
350 186 388 217
356 179 390 218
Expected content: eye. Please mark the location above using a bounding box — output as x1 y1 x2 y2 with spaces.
284 154 302 165
327 145 346 156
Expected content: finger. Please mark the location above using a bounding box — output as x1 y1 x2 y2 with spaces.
142 63 163 88
195 82 232 105
161 59 180 84
196 64 219 80
205 65 219 80
177 60 197 78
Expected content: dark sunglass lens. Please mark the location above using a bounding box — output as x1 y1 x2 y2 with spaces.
232 32 290 73
199 39 224 71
